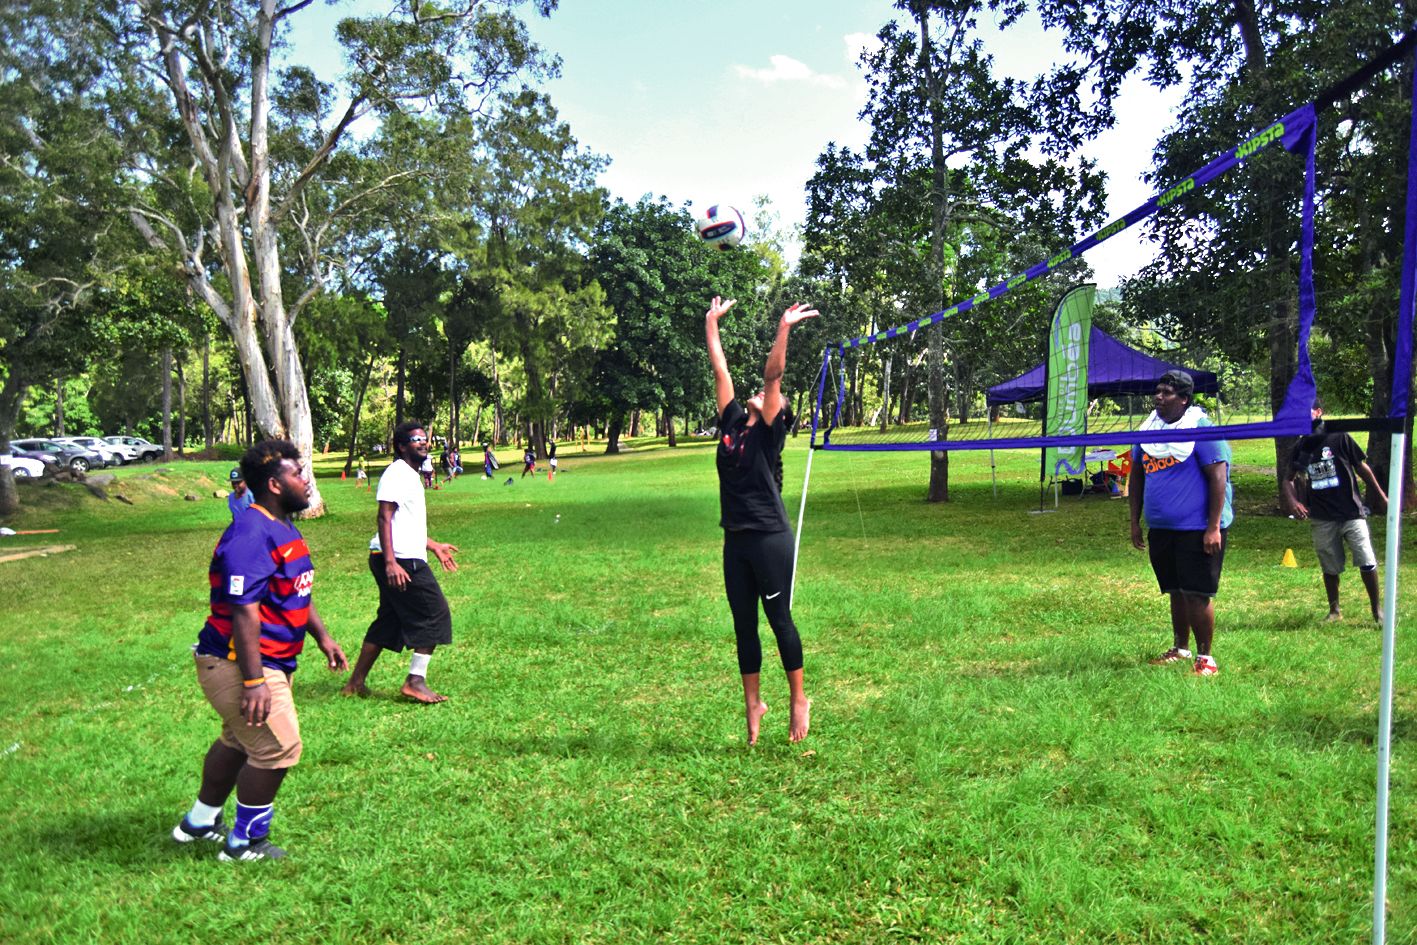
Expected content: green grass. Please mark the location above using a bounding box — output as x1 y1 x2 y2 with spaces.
0 436 1413 943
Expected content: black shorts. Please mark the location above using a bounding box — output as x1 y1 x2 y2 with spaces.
1148 528 1228 598
365 554 453 651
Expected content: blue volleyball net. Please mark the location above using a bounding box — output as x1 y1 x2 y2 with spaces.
807 33 1417 459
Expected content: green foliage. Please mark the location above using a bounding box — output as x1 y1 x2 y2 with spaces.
586 197 775 431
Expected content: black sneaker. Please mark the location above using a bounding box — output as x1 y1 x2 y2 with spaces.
172 814 226 844
218 837 287 862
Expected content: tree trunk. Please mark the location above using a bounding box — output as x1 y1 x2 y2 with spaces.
471 401 485 446
203 333 213 450
240 369 253 447
918 5 949 502
1267 294 1298 498
880 352 893 433
666 411 677 447
0 369 28 515
176 353 187 456
344 350 377 475
395 344 407 426
54 377 65 436
630 409 641 438
605 415 623 454
899 358 914 425
490 343 505 445
161 347 174 459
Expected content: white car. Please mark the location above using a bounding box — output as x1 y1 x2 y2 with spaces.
2 455 45 479
54 436 123 466
104 435 164 462
81 436 138 464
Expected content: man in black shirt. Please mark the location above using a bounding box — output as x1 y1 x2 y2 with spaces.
1280 402 1387 622
706 295 817 745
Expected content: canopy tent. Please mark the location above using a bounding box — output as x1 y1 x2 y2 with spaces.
986 327 1220 405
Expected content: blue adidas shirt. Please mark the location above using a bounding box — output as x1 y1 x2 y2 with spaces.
1133 421 1233 531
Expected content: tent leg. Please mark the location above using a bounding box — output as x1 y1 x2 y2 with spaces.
989 416 996 498
790 447 816 611
1373 430 1406 945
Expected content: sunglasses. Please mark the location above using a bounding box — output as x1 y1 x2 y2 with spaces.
409 435 429 444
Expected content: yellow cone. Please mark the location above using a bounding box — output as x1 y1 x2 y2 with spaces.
1281 548 1298 568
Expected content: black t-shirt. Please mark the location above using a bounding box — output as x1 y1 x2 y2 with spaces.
1288 431 1367 521
716 400 789 532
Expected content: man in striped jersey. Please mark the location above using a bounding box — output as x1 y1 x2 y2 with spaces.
173 440 348 861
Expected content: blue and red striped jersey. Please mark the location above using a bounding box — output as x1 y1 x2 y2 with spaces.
196 505 314 673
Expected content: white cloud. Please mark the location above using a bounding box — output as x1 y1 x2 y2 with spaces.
734 54 846 89
843 31 880 66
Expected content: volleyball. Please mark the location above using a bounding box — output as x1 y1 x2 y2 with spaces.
695 204 746 249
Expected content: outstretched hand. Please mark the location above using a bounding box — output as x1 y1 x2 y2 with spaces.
706 296 737 322
781 303 819 327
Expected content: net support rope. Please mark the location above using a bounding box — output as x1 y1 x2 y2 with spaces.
814 96 1319 451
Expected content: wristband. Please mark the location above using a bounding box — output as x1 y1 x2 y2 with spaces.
243 677 267 688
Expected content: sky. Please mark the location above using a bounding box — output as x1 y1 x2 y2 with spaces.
288 0 1185 288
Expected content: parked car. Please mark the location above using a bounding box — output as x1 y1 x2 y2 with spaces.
8 444 60 467
11 438 103 474
55 436 124 466
3 455 45 478
104 435 164 462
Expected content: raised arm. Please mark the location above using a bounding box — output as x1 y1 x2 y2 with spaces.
706 296 736 417
760 303 819 422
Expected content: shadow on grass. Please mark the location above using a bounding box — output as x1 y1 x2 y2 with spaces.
1268 708 1416 749
26 809 218 867
479 731 762 760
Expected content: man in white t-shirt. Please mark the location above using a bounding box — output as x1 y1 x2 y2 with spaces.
340 422 460 703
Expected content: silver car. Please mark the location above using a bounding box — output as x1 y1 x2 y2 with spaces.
104 435 164 462
56 436 125 466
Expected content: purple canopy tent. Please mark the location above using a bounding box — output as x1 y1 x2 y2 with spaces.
986 327 1220 406
984 327 1221 501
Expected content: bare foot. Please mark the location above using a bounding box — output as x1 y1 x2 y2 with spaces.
746 701 768 745
1323 611 1343 623
789 698 811 743
339 680 370 698
401 676 447 704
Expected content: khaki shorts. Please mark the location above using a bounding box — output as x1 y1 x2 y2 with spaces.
194 653 303 769
1311 518 1377 575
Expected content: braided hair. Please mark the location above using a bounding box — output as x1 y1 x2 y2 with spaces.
772 406 794 493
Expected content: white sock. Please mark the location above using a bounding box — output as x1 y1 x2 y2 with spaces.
409 652 431 678
187 799 224 827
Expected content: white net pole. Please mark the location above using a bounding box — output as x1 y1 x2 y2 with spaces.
790 447 816 610
1371 430 1405 945
1373 429 1406 945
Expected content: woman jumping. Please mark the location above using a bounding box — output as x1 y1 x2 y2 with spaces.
705 295 817 745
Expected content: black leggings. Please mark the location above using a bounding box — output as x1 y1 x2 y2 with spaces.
722 528 803 675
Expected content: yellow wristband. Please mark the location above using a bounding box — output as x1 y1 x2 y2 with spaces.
243 677 267 688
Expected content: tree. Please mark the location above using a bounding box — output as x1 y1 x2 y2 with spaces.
472 88 611 459
1032 0 1417 500
586 197 777 454
101 0 559 516
0 0 133 512
818 0 1102 500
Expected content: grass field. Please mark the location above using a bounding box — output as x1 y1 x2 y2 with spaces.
0 435 1413 944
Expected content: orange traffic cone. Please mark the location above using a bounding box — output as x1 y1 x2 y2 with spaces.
340 470 346 480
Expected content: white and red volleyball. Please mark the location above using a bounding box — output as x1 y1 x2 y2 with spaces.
695 204 746 249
